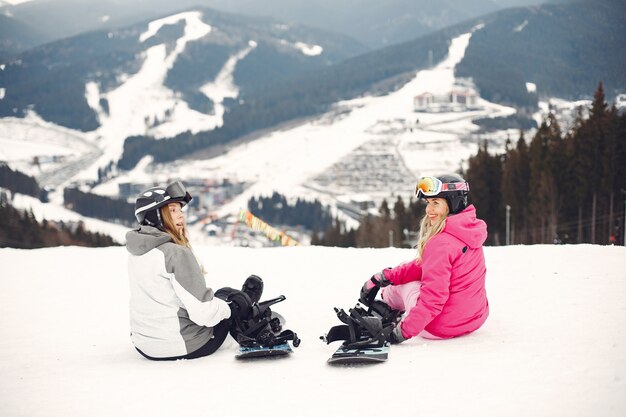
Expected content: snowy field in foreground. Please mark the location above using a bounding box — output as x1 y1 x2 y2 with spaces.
1 244 625 417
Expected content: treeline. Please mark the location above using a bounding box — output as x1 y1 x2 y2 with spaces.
473 113 537 132
0 192 117 248
312 197 426 248
0 163 45 201
64 187 135 225
248 192 333 232
466 83 626 245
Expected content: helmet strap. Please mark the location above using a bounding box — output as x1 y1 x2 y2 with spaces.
156 209 163 229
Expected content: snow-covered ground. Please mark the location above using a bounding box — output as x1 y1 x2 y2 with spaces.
0 112 100 185
0 244 624 417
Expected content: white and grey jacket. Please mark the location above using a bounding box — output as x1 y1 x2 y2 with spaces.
126 226 231 358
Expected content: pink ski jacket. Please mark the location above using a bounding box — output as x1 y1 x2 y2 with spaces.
385 205 489 339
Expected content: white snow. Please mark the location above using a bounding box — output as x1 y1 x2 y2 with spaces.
0 87 5 99
139 11 211 44
526 82 537 93
514 20 529 33
0 244 624 417
200 40 257 126
73 11 222 181
73 10 267 182
534 97 592 133
91 155 156 198
0 112 98 180
84 81 103 121
294 41 323 56
279 39 323 56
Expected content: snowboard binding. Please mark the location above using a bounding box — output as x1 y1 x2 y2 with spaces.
232 295 301 349
321 285 402 350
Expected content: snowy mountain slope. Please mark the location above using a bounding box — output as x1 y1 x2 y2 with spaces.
1 244 624 417
0 6 365 132
0 7 362 184
0 28 530 241
0 112 100 186
155 29 515 223
1 3 616 242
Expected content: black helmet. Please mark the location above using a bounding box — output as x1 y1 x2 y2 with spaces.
134 180 192 227
415 173 469 214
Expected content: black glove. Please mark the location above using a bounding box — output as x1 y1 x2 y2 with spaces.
359 269 392 305
388 324 408 345
216 288 252 321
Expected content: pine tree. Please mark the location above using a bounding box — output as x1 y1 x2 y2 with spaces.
393 196 409 246
501 131 530 243
567 107 593 242
527 114 564 243
466 141 504 244
587 82 609 243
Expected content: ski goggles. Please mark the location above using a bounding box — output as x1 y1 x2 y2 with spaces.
415 176 469 198
166 180 192 205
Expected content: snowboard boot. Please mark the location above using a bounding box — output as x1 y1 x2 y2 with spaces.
242 274 264 304
369 300 402 326
230 294 301 348
321 301 402 349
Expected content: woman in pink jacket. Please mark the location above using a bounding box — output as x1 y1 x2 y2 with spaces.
361 173 489 343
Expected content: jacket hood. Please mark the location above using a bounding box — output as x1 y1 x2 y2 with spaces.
443 205 487 249
125 225 172 256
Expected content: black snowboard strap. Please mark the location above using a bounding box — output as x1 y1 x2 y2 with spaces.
321 306 398 349
231 294 300 349
322 325 351 344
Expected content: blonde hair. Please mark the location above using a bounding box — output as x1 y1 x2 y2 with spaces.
160 203 208 275
160 204 190 247
415 200 449 259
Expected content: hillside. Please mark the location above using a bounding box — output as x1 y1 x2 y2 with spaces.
456 0 626 105
1 0 622 167
202 0 502 47
0 14 45 60
0 6 366 131
117 0 626 166
1 244 625 417
1 0 509 51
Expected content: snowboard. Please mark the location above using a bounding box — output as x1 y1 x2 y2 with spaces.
235 342 293 359
327 344 389 365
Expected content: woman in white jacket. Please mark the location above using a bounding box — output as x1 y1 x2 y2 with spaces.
126 181 262 360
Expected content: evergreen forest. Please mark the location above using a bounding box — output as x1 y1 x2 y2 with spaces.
315 83 626 248
0 191 118 248
247 192 334 233
63 188 136 226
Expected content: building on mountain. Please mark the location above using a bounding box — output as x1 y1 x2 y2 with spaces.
413 88 480 112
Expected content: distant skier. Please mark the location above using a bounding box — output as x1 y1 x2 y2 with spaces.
360 173 489 343
126 180 264 360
